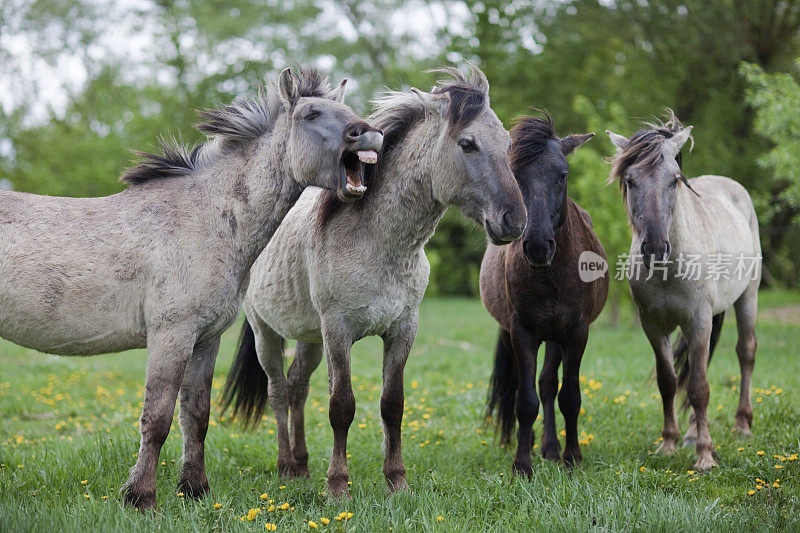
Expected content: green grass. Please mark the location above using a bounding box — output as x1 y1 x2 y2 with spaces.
1 291 798 532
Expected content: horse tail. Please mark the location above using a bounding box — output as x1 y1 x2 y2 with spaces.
486 329 517 445
221 318 279 428
675 312 725 410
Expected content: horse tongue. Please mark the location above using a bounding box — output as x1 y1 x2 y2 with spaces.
357 150 377 164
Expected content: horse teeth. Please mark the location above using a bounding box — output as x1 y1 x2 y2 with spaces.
357 150 377 164
346 183 367 193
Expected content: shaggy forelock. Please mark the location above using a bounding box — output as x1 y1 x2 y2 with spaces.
608 109 692 198
509 113 556 173
428 65 489 134
122 67 332 185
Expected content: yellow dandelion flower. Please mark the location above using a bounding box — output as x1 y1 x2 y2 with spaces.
737 447 744 451
775 465 783 469
437 516 444 522
213 503 222 509
280 502 290 510
84 494 90 499
279 485 286 490
81 480 88 485
260 493 269 500
756 450 765 456
773 482 780 488
265 523 277 531
308 521 318 528
747 490 755 495
640 466 646 472
756 484 763 490
320 517 330 525
177 492 184 497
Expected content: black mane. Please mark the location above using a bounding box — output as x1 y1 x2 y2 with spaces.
509 113 557 173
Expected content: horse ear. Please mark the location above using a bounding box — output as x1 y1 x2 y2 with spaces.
411 87 447 116
329 78 347 103
560 133 594 156
279 68 299 111
665 125 693 157
606 130 628 151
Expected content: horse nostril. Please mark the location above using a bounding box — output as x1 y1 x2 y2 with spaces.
664 240 671 257
640 240 649 258
522 240 529 256
345 123 367 139
501 211 514 234
547 239 556 255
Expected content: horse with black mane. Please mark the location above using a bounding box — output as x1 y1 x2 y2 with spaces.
481 114 606 475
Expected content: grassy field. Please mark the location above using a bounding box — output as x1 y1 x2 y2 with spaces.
0 291 798 532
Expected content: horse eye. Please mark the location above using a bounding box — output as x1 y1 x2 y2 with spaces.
625 177 637 189
458 139 478 152
305 109 321 121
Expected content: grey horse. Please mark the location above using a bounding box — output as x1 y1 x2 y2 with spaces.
0 67 382 509
222 66 526 496
607 111 761 472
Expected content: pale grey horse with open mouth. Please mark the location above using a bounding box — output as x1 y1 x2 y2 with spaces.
221 66 526 496
0 67 382 510
607 111 761 472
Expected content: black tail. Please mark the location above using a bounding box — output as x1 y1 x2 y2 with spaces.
674 312 725 410
220 319 278 428
486 329 517 445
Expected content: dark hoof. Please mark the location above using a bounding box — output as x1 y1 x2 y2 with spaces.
385 471 408 493
122 486 156 511
512 461 533 478
294 463 311 479
327 475 351 498
541 444 561 462
177 477 210 500
563 449 582 467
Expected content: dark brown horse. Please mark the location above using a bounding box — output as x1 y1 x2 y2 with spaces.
481 114 608 475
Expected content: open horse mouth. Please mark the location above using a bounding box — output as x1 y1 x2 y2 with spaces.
339 149 378 201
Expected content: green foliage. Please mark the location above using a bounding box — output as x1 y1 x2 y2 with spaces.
2 0 800 293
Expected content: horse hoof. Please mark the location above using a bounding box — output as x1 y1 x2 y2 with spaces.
693 456 718 472
512 461 533 478
563 450 582 468
656 441 676 455
122 486 156 511
541 444 561 461
177 478 210 500
734 425 753 438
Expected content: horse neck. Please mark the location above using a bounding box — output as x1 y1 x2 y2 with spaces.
361 125 448 255
207 123 302 267
667 183 698 255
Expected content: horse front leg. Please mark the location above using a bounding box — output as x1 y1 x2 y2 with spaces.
122 327 197 510
559 326 588 467
287 341 323 477
684 312 717 471
177 336 220 499
380 311 418 493
641 316 680 454
322 323 355 497
509 317 541 477
538 342 562 461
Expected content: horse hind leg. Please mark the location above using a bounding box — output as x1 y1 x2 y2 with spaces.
251 317 298 477
122 328 196 510
286 341 323 477
538 342 562 461
734 284 757 436
177 337 220 499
